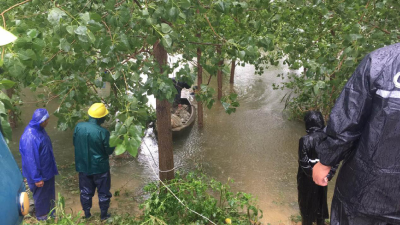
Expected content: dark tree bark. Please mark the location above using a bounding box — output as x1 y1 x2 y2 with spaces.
153 41 174 181
230 60 236 84
217 46 223 100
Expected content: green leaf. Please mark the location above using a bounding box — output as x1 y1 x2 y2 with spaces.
66 25 76 34
47 8 66 25
229 93 238 101
313 85 320 95
112 71 120 80
142 9 149 16
5 59 25 77
124 117 134 127
27 29 38 38
105 0 116 10
216 1 225 13
119 34 130 49
90 13 102 22
169 7 178 19
179 12 186 20
109 134 122 147
60 38 71 52
87 21 103 32
221 101 230 111
114 143 127 155
94 79 104 88
162 35 172 48
0 92 12 109
75 26 87 35
0 101 5 115
87 29 96 43
79 12 91 24
1 115 12 140
179 0 191 9
238 51 245 59
75 26 89 42
161 23 172 33
18 49 35 61
129 125 142 137
0 80 16 89
126 138 140 157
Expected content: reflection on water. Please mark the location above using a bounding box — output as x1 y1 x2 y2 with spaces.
9 61 335 224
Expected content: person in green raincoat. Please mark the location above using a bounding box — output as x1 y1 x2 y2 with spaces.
73 103 114 220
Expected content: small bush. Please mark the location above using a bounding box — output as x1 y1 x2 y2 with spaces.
140 172 263 224
26 172 263 224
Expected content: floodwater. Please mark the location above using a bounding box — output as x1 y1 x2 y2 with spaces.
9 60 336 224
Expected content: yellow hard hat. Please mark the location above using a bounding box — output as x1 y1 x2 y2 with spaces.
88 103 109 118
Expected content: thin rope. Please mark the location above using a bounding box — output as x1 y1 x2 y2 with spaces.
142 140 217 225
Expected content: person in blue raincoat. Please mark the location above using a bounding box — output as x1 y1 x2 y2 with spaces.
19 108 58 220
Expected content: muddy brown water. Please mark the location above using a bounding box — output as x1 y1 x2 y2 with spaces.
9 62 336 224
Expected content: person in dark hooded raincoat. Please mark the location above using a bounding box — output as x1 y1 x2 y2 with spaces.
19 108 58 220
297 111 338 225
313 43 400 224
73 103 114 220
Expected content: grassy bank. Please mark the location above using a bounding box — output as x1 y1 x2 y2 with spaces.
24 172 263 225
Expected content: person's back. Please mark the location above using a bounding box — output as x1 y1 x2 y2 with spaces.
313 43 400 224
74 117 113 175
73 103 114 220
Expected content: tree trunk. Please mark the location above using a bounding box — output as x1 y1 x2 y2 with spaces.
197 38 203 128
153 41 174 181
6 88 16 128
230 60 236 84
217 46 223 100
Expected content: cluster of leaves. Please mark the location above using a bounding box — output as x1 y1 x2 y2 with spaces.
0 79 16 140
0 0 277 155
27 172 262 225
270 0 400 120
140 172 263 224
109 117 143 156
221 93 240 114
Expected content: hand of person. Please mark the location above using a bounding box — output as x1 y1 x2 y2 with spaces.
313 162 331 186
35 180 44 187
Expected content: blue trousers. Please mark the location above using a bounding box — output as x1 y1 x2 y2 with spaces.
79 171 112 214
28 176 55 220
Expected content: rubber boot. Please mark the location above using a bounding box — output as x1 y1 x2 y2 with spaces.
84 210 91 219
301 218 312 225
100 210 110 221
316 218 325 225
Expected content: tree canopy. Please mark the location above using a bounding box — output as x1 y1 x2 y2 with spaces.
0 0 270 153
1 0 399 150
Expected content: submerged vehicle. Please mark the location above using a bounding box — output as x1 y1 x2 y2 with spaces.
0 119 30 224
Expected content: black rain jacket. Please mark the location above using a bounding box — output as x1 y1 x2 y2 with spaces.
316 43 400 221
298 111 338 222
